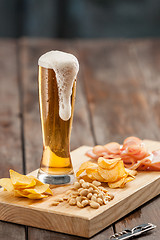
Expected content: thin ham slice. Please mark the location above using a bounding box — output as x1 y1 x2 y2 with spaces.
104 142 121 154
123 136 141 147
139 150 160 170
86 149 98 160
93 145 108 156
129 151 160 171
128 157 152 170
123 157 138 168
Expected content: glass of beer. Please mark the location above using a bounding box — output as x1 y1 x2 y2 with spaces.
37 51 79 185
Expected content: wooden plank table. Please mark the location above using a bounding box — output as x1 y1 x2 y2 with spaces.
0 38 160 239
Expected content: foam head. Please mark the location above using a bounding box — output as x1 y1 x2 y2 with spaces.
38 50 79 121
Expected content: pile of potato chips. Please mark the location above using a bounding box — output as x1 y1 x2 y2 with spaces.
0 170 53 199
76 157 136 188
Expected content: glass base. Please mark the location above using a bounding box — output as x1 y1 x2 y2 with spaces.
37 169 75 185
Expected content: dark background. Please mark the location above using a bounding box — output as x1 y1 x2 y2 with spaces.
0 0 160 38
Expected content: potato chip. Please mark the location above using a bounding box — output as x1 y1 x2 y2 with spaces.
108 178 126 188
14 190 47 199
28 176 43 185
0 169 53 199
98 157 121 170
78 175 92 182
76 170 85 178
23 184 50 195
125 168 137 177
76 161 98 177
98 160 126 182
0 178 14 192
86 168 106 182
98 166 118 182
124 176 134 184
14 189 29 197
24 176 53 195
14 185 52 198
10 170 36 188
108 174 134 188
44 187 53 195
28 175 49 187
27 193 48 199
78 161 98 171
13 180 36 189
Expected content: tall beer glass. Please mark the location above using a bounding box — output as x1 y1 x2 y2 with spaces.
37 51 79 185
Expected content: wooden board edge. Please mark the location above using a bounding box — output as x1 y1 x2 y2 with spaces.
0 201 90 238
88 177 160 237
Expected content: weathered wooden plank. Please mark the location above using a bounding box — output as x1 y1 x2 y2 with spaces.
113 40 160 239
28 225 113 240
0 40 25 239
78 39 160 239
0 40 23 175
78 39 160 144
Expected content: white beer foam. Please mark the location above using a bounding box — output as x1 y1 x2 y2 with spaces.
38 51 79 121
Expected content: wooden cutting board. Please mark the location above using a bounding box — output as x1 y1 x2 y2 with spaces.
0 140 160 238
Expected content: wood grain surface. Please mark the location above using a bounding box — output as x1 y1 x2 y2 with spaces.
0 40 25 239
0 38 160 239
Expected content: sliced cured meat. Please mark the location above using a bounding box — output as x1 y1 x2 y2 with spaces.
123 157 138 168
127 145 141 155
85 138 160 171
123 136 141 147
121 144 149 160
85 149 98 160
133 149 149 160
130 158 152 170
104 142 121 154
137 164 149 171
140 150 160 170
128 153 160 171
152 150 160 163
93 145 108 156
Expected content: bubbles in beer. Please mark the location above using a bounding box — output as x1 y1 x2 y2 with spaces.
38 51 79 121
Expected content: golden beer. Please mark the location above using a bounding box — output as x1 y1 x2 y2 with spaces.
37 51 79 184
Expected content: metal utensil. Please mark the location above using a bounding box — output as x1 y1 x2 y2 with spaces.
109 223 156 240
